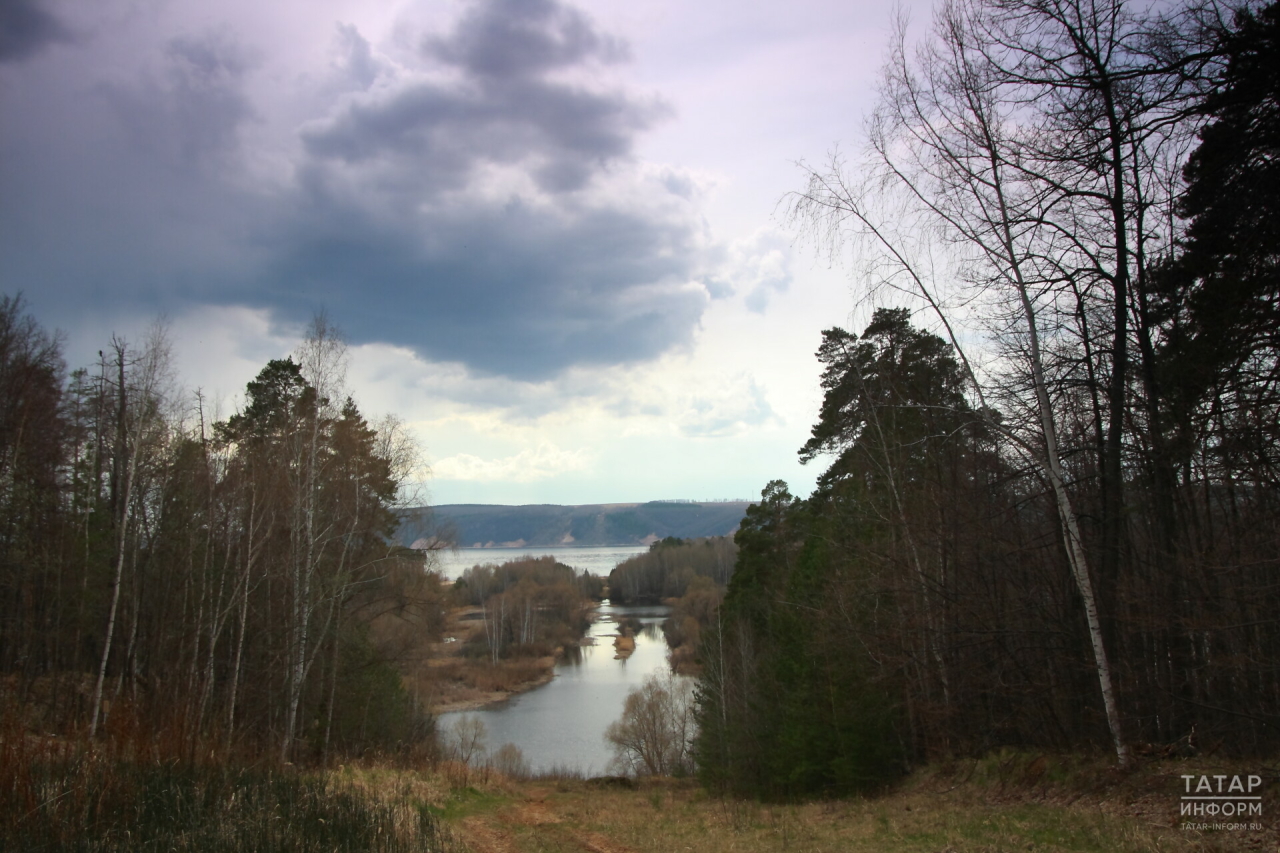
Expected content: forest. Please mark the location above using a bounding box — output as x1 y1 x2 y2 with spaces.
0 305 446 764
693 0 1280 798
2 0 1279 847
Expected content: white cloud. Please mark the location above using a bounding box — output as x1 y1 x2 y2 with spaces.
433 442 590 483
675 374 776 437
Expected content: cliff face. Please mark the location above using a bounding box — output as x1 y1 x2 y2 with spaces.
395 501 750 549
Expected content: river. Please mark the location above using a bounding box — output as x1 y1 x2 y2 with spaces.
438 602 681 776
433 544 649 581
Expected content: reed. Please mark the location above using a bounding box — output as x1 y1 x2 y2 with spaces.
0 730 459 852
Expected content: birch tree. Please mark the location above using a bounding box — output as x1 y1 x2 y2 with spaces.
90 327 172 737
279 318 348 761
787 0 1218 765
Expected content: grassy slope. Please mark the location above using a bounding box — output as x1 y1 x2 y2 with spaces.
4 750 1273 851
432 754 1275 853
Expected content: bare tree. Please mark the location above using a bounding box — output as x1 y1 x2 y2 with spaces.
489 743 530 778
90 325 173 737
787 0 1217 765
605 671 695 776
279 314 348 761
447 715 488 765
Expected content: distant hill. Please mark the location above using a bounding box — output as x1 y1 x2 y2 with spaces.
394 501 752 549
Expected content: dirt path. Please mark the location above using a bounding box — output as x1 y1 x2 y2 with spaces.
453 789 636 853
458 816 521 853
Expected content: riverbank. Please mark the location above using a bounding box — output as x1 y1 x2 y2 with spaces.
420 606 565 714
427 658 559 715
430 602 677 776
423 602 649 713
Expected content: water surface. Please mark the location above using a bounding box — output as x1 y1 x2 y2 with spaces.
433 544 648 581
439 602 679 775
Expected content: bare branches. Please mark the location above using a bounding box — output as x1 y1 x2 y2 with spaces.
786 0 1230 767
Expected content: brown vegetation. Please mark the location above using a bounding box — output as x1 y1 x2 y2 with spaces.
415 605 560 713
443 752 1276 853
412 556 600 712
612 635 636 659
0 302 445 765
0 705 463 852
604 672 694 777
660 575 723 675
607 537 735 605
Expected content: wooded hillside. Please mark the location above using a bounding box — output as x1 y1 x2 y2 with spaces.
696 0 1280 799
396 501 751 549
0 304 443 762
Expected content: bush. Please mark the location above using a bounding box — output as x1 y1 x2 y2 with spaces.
489 743 530 778
604 671 695 776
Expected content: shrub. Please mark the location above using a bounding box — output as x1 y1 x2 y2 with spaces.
604 671 695 776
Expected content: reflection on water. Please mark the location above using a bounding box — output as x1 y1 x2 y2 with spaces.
439 602 683 776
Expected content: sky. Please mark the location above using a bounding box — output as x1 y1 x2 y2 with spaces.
0 0 923 506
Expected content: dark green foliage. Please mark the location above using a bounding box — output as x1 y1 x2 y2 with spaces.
1167 1 1280 352
695 313 1008 797
219 357 313 442
1155 1 1280 478
316 626 433 756
800 308 974 490
696 482 905 798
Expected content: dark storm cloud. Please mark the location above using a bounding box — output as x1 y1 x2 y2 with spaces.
424 0 628 80
253 189 706 379
0 22 259 324
303 0 665 195
101 31 257 168
265 0 701 378
0 0 710 381
0 0 69 63
333 23 380 90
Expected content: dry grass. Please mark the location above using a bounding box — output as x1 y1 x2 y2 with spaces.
424 658 556 713
426 753 1278 853
411 606 565 713
0 701 466 852
432 658 554 693
11 745 1256 853
0 749 463 852
5 677 1271 853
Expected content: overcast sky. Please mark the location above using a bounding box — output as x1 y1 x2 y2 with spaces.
1 0 921 506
